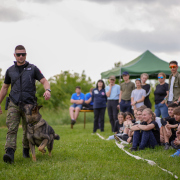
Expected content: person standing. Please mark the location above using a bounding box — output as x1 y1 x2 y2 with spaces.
69 86 85 125
119 71 135 113
154 72 169 118
105 75 120 132
92 80 107 133
141 73 152 109
167 61 180 105
131 78 146 110
0 45 51 163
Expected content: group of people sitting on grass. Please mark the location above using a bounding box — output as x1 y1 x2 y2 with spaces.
109 103 180 157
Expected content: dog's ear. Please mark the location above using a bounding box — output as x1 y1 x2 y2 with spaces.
38 105 43 110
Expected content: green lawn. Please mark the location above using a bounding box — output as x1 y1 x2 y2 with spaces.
0 122 179 180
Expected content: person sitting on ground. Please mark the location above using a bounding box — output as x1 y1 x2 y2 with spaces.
114 112 134 142
154 72 169 118
128 106 146 144
107 112 125 140
159 103 178 150
130 108 160 151
92 79 107 133
169 107 180 157
131 78 146 111
69 86 85 125
82 87 94 110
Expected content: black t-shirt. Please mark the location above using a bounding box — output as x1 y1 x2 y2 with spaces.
142 84 151 108
114 120 124 133
149 121 160 144
4 61 44 84
154 83 168 104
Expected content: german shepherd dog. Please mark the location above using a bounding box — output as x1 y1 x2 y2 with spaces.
23 103 60 162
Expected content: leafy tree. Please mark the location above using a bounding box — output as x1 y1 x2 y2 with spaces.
36 70 95 109
114 61 123 68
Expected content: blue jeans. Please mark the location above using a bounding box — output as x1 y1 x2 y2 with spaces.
120 100 132 113
154 103 168 118
132 130 158 150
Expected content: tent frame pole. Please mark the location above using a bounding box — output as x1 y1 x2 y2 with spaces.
119 66 121 85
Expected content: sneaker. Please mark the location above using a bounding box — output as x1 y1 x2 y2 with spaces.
164 142 170 150
3 148 14 163
170 149 180 157
71 119 76 125
23 148 30 158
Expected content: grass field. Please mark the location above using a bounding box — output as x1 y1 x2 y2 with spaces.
0 120 180 180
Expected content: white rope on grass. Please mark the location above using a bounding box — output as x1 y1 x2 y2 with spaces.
96 133 178 179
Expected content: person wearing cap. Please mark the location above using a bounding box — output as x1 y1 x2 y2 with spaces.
167 60 180 105
119 71 135 114
105 75 120 132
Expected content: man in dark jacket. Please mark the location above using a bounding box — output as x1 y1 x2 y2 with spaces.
0 45 51 163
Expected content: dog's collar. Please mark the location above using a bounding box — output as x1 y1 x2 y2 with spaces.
28 121 38 127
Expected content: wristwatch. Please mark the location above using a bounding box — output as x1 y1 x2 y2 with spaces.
46 89 51 92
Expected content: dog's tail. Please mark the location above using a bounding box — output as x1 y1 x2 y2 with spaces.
54 134 60 140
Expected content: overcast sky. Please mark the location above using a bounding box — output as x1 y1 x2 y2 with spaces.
0 0 180 82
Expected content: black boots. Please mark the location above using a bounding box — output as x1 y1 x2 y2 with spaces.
3 148 14 163
23 148 30 158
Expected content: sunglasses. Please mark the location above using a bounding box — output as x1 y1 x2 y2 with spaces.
169 65 177 69
16 53 26 57
136 78 141 81
158 76 164 79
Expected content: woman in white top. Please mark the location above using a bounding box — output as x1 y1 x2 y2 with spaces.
131 78 146 110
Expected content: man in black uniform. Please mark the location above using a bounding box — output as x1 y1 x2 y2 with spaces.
0 45 51 163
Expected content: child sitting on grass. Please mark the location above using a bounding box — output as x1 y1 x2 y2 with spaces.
160 103 178 150
114 112 134 142
128 106 147 144
107 112 125 140
130 108 160 151
170 106 180 157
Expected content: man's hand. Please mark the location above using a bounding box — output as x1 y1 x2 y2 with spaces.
174 101 179 105
43 91 51 100
127 137 132 143
166 123 172 129
0 105 2 114
174 138 180 146
117 104 120 110
131 101 136 106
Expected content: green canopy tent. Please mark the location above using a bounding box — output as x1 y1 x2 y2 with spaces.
101 50 180 79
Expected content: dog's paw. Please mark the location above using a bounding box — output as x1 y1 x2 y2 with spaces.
38 147 46 153
32 156 36 162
